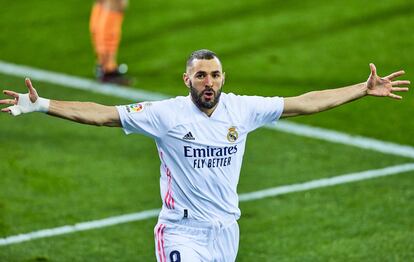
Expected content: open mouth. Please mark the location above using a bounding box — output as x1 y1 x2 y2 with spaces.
203 90 214 100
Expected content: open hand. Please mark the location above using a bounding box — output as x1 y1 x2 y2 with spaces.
0 78 47 116
366 63 410 99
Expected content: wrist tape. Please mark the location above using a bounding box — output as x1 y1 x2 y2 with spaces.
8 94 50 116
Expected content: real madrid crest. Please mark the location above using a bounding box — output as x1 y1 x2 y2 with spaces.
227 126 238 143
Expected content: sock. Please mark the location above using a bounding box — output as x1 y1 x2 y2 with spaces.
96 7 124 73
89 2 103 57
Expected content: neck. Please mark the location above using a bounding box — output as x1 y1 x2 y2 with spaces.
191 97 219 117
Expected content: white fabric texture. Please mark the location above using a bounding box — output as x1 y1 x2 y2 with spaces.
116 93 284 223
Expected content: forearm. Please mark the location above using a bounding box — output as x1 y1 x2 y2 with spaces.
303 82 367 113
283 82 368 117
48 100 121 127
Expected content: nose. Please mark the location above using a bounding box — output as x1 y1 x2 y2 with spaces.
204 75 213 87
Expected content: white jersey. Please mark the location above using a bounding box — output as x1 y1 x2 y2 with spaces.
116 93 284 223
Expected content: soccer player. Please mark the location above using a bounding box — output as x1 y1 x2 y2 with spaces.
0 50 409 261
90 0 130 85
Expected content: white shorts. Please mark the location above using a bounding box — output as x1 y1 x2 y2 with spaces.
154 218 239 262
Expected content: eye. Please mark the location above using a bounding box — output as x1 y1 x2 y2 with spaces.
213 73 221 78
195 73 205 79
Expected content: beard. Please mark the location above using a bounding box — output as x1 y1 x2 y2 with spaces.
190 81 222 109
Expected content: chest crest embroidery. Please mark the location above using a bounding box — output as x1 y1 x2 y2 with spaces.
227 126 238 143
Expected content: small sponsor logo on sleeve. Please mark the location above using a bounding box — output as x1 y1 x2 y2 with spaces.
125 103 144 113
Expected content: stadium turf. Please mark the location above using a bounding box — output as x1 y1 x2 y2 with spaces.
1 0 413 261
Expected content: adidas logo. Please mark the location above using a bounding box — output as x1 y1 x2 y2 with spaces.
183 132 195 140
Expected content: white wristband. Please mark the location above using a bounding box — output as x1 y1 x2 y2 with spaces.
36 97 50 113
8 94 50 116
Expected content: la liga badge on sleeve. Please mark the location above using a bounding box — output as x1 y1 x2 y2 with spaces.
126 103 144 113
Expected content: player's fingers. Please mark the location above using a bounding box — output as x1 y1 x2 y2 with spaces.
3 90 19 99
25 78 34 92
391 87 409 92
388 93 402 100
391 80 410 86
25 78 39 102
369 63 377 76
1 107 12 113
25 78 38 95
0 99 17 105
385 70 405 80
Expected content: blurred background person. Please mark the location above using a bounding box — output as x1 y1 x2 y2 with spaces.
90 0 131 85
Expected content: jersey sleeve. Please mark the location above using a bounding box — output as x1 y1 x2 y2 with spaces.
116 100 174 138
241 95 284 131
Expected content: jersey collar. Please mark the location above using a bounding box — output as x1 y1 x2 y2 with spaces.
187 94 225 120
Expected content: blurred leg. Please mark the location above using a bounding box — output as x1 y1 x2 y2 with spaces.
89 0 103 58
90 0 131 84
97 0 127 73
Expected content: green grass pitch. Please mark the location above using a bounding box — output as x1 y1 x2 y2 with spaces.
1 0 413 261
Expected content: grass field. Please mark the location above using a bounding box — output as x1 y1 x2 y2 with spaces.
1 0 414 261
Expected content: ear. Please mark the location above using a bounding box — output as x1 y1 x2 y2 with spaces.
222 72 226 86
183 73 191 88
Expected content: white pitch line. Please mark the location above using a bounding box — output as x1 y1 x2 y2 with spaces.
266 122 414 159
0 60 413 159
238 162 414 201
0 209 160 247
1 163 413 247
0 60 169 102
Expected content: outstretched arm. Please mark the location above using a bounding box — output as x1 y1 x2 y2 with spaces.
282 64 410 118
0 78 121 127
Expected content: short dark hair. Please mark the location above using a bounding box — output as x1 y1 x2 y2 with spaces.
186 49 220 70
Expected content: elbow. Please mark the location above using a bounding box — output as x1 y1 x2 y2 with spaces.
308 104 323 115
96 117 121 127
290 94 319 115
297 104 320 115
91 120 106 127
71 116 103 126
89 118 113 127
300 95 325 115
70 112 107 126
